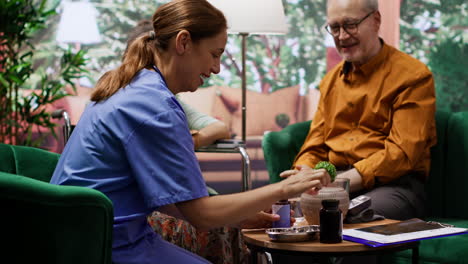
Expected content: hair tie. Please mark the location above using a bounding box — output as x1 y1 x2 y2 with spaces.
148 31 156 40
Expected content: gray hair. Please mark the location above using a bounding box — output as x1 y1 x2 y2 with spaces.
363 0 379 12
327 0 379 12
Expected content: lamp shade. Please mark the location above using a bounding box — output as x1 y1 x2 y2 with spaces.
208 0 288 35
56 1 101 44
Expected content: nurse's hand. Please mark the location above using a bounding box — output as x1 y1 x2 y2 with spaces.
278 166 330 197
279 164 313 178
238 209 295 229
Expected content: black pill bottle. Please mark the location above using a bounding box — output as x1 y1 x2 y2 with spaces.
320 199 342 243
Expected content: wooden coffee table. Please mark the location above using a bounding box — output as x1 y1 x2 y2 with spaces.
242 219 419 264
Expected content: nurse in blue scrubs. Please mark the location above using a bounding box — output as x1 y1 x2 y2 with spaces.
50 0 331 263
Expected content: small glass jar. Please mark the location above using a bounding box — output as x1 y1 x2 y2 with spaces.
272 200 291 228
320 199 342 243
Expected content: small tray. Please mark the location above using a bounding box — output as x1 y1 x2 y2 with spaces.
266 225 319 242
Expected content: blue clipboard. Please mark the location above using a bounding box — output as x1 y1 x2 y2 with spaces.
343 222 468 248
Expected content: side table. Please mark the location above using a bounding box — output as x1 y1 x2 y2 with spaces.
196 139 252 191
242 219 419 264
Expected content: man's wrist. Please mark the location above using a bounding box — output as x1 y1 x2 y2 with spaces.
336 168 364 193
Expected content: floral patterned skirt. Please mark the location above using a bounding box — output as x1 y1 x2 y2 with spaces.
147 211 250 264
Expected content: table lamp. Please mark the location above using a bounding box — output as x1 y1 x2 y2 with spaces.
56 1 101 52
208 0 288 142
56 0 101 90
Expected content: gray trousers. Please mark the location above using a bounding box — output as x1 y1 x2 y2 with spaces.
351 174 426 220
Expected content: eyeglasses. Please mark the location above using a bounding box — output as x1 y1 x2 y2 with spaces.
325 11 375 37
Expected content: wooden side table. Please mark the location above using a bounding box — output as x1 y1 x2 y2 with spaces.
242 219 419 264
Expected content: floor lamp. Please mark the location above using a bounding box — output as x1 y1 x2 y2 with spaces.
55 1 100 144
209 0 288 143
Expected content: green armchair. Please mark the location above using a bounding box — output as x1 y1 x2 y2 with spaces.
0 143 113 264
262 120 312 184
262 111 468 264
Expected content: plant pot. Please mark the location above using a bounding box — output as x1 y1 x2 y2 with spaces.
300 187 349 225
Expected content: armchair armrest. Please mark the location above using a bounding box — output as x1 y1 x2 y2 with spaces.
0 172 113 264
262 121 312 183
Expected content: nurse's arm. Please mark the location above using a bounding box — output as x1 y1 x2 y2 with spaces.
157 204 185 219
175 168 329 231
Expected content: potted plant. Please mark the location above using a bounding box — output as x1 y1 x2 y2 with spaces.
0 0 87 147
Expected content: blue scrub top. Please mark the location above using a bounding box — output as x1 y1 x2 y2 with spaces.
51 68 209 264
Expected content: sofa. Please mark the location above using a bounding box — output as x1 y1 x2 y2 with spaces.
178 85 320 138
0 143 113 264
262 110 468 263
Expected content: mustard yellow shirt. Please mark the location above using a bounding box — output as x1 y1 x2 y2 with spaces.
294 42 436 189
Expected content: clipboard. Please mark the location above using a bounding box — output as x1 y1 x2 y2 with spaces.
343 218 468 247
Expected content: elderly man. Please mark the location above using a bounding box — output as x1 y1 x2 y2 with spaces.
284 0 436 221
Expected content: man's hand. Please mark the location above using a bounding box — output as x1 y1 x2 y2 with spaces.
278 165 331 196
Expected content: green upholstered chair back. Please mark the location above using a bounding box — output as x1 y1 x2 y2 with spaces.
424 110 450 218
0 144 113 264
0 143 60 182
262 120 311 183
425 111 468 219
444 112 468 219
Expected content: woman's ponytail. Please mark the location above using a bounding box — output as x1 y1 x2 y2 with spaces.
91 33 157 102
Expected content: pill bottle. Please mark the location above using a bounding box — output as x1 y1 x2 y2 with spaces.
272 200 291 228
320 199 342 243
